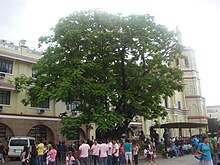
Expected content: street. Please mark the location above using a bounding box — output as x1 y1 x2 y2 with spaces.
4 155 198 165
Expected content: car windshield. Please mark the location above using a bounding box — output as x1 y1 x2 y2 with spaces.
10 139 28 146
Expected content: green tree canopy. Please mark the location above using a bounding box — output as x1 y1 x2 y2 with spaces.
14 10 183 138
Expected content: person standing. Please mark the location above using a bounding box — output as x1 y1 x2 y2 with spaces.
91 139 100 165
163 128 170 149
20 145 30 165
119 142 125 165
107 138 113 165
210 134 217 165
56 141 61 161
30 145 38 165
48 144 57 165
60 141 67 162
112 139 119 165
197 135 213 165
36 140 45 165
78 139 90 165
99 139 109 165
192 135 199 151
132 143 139 165
124 139 133 165
0 142 5 164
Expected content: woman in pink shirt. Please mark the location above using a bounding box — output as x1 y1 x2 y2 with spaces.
132 143 139 165
48 144 57 165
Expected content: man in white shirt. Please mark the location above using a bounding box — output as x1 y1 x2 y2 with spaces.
99 139 109 165
78 139 90 165
107 138 113 165
91 139 100 165
112 139 119 165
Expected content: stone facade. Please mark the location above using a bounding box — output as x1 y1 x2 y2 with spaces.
141 29 208 138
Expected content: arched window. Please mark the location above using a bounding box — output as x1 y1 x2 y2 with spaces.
184 56 189 68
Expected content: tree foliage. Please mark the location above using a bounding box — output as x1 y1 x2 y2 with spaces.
13 10 183 137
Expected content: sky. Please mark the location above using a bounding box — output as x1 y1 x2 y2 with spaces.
0 0 220 106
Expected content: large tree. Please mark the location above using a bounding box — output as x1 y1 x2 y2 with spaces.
14 11 183 139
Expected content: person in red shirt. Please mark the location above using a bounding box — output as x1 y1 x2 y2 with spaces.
119 142 125 165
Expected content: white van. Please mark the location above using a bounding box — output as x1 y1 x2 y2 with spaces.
8 136 36 160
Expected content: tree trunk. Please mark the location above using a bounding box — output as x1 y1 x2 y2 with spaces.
120 46 127 114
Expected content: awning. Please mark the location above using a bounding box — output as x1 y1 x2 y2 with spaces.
156 122 207 129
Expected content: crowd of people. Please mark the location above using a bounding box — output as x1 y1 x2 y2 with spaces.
160 132 220 165
18 138 141 165
1 130 220 165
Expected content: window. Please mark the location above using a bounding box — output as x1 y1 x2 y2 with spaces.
31 99 49 108
10 139 28 146
184 56 189 68
0 90 11 105
177 101 181 110
66 101 80 111
32 69 37 78
164 99 168 108
0 126 6 139
0 59 13 74
66 101 81 117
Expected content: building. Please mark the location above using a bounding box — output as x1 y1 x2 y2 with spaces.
206 105 220 133
207 105 220 120
206 105 220 123
141 29 208 138
0 39 89 146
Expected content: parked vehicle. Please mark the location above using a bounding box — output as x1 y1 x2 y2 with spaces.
8 136 35 160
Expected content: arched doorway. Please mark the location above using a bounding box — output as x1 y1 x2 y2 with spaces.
27 125 55 143
0 123 14 146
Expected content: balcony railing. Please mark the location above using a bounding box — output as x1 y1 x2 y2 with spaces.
0 39 42 56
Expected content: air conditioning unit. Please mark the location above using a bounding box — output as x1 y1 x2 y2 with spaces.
0 73 5 77
71 111 81 117
37 109 45 114
0 105 3 111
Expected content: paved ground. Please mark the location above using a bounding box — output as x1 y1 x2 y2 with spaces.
3 155 198 165
139 155 198 165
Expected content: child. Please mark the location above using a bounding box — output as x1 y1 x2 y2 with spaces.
133 143 139 165
66 151 77 165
